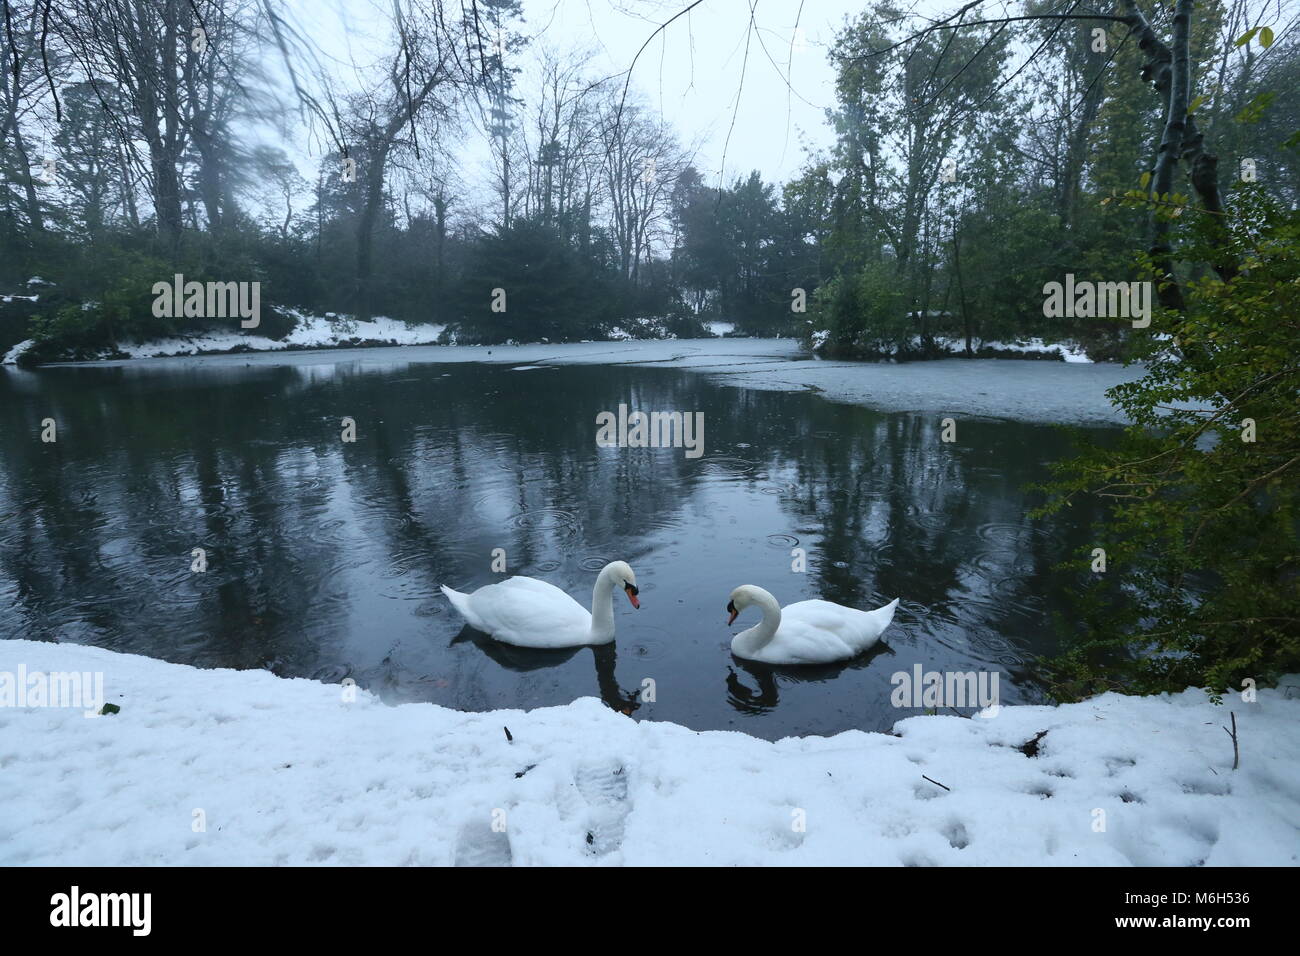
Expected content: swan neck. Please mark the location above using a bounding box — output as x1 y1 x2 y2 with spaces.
748 590 782 647
589 564 618 639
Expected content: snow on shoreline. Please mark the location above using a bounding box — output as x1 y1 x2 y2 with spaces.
911 335 1093 363
0 311 449 365
2 639 1296 866
116 310 448 359
959 336 1093 363
1 339 34 365
20 335 1143 424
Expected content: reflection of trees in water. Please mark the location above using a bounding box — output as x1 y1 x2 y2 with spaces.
768 404 1111 656
0 360 1113 695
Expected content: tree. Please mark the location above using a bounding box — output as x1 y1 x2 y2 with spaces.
1 0 58 237
1036 187 1300 697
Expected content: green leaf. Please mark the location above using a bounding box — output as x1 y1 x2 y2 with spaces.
1260 26 1274 48
1234 27 1258 47
1188 95 1206 114
1235 91 1275 124
1139 171 1152 190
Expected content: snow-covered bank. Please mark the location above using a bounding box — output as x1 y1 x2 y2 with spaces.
1 339 34 365
113 310 448 358
2 640 1296 866
0 312 447 366
34 338 1145 424
955 336 1093 363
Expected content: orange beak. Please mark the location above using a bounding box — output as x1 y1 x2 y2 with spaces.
727 601 738 625
625 584 640 609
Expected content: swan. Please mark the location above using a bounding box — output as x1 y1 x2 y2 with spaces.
726 585 899 665
440 561 640 648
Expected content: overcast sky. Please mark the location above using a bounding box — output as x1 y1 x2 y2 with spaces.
278 0 934 197
514 0 872 183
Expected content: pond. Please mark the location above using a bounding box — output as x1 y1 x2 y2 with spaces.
0 348 1115 740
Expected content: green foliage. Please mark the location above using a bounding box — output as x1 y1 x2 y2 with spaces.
1035 187 1300 700
670 169 815 335
449 218 617 344
20 236 290 352
811 260 908 355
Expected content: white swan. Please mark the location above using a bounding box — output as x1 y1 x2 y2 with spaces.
440 561 640 648
726 585 898 665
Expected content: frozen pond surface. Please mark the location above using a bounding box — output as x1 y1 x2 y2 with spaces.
45 337 1144 424
3 341 1131 739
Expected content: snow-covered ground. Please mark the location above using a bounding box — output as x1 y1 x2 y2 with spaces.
1 640 1295 866
906 335 1093 363
954 336 1093 363
114 310 447 358
1 339 34 365
0 310 445 365
806 330 1093 363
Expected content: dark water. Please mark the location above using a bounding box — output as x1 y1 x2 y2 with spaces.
0 352 1113 739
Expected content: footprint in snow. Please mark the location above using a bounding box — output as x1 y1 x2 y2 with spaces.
453 820 513 867
574 760 630 857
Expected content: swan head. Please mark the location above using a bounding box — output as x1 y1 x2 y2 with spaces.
726 585 768 625
605 560 640 609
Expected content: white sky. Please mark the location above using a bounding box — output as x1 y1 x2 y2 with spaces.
279 0 927 200
515 0 870 183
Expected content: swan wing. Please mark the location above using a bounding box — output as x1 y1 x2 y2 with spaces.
766 598 897 662
754 615 857 664
464 576 592 647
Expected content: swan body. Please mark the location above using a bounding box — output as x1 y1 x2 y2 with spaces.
441 561 639 648
727 585 898 665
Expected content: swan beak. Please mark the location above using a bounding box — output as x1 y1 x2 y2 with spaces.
726 601 738 626
624 584 640 609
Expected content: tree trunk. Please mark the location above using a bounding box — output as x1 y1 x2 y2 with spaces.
355 141 391 321
1123 0 1194 311
1060 45 1107 232
952 219 972 356
433 193 447 322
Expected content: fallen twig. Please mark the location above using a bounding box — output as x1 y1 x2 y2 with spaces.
1018 730 1049 757
1221 712 1239 770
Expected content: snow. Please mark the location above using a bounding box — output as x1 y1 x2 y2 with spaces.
948 336 1093 364
1 339 34 365
114 309 446 358
2 639 1296 866
828 334 1093 363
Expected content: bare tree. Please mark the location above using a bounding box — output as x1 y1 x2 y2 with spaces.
1 0 56 233
597 96 689 282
